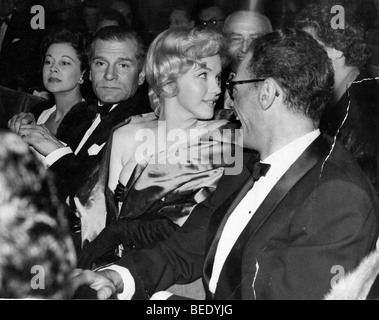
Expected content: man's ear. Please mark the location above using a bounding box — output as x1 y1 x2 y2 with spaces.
89 69 92 82
138 69 145 86
73 197 84 218
259 79 278 110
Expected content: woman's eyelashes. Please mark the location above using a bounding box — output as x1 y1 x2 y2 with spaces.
198 71 208 80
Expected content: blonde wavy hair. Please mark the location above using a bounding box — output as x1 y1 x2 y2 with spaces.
145 26 226 112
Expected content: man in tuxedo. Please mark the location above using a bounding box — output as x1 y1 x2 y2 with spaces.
72 29 379 300
8 26 151 202
0 0 42 91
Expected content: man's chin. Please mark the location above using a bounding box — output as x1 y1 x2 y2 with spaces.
97 94 124 104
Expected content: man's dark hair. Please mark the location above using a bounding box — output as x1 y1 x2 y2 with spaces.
295 4 370 70
248 28 334 123
41 26 89 72
88 26 146 72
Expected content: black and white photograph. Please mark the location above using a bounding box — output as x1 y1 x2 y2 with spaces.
0 0 378 305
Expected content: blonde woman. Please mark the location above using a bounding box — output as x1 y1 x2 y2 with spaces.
77 27 241 267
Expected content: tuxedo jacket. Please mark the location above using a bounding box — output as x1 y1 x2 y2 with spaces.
116 135 379 300
48 87 151 200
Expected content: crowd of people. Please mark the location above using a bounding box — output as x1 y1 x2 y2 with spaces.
0 0 378 300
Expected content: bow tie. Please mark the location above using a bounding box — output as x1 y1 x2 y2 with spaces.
247 159 271 182
93 103 113 121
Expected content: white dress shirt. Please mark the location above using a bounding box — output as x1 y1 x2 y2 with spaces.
106 129 321 299
208 129 321 293
43 104 117 168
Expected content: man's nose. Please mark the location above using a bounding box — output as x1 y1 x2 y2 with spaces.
241 39 250 54
105 65 117 81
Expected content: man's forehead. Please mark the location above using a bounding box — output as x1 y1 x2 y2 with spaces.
92 39 137 59
226 17 267 35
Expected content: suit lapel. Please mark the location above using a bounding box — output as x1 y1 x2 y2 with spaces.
203 135 332 298
203 153 258 292
241 135 330 242
77 88 149 158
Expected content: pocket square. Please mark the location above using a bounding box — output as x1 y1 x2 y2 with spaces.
11 38 21 44
87 143 106 156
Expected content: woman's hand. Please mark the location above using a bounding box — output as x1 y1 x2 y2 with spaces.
8 112 36 134
18 124 65 156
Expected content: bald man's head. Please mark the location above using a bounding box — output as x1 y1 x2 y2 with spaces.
223 10 272 72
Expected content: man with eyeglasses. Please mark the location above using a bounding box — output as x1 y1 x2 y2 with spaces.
72 29 378 301
196 2 226 31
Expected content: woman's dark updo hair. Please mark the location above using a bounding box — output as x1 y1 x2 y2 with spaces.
41 26 89 72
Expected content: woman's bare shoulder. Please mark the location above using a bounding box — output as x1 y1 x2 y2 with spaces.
113 112 158 139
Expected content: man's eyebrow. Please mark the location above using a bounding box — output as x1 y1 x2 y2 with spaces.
117 58 133 63
92 56 134 62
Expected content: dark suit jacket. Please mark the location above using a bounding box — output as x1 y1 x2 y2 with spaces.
115 135 379 300
48 86 151 200
320 70 379 188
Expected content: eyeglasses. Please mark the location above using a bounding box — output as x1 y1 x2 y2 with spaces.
199 19 225 27
226 79 265 100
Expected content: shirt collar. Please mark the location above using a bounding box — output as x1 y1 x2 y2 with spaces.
262 129 321 166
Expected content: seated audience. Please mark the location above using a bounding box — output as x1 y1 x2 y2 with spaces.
8 26 151 219
71 28 379 301
295 4 379 189
76 26 241 267
0 132 76 299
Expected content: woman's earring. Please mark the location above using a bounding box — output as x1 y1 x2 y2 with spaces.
78 77 84 85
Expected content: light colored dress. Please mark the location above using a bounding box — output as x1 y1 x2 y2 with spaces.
110 112 241 226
